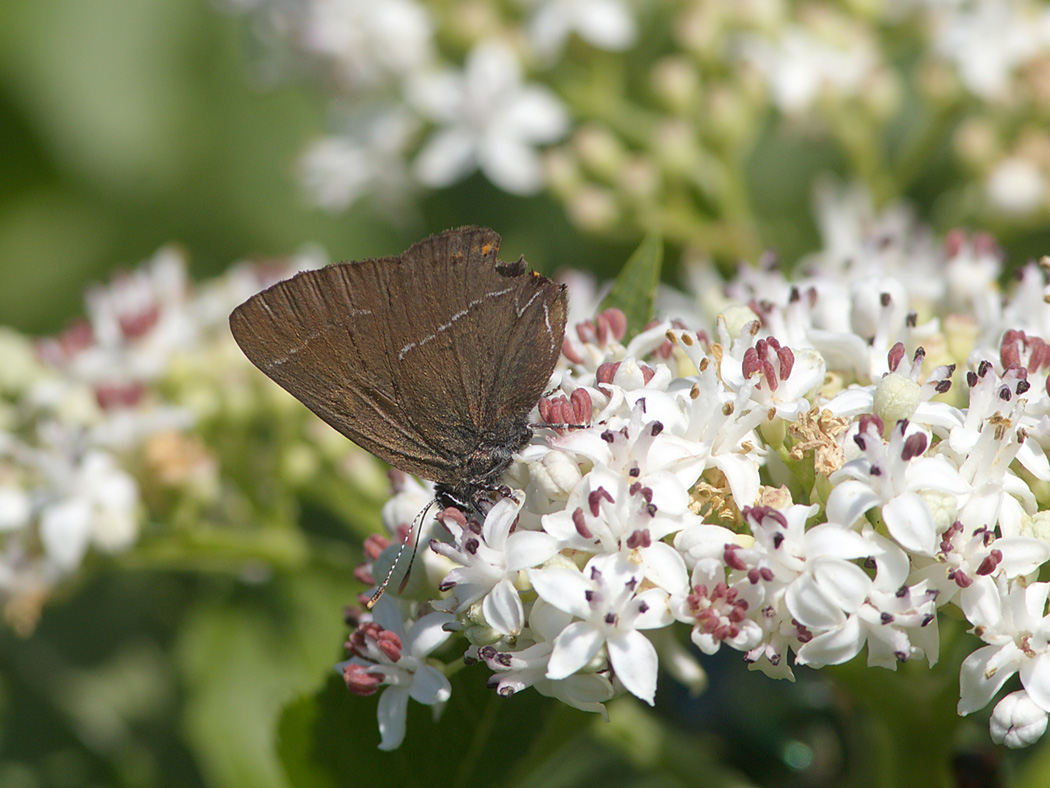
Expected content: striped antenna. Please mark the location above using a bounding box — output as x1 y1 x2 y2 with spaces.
366 498 439 609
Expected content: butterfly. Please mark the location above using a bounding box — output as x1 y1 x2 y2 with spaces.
229 226 568 511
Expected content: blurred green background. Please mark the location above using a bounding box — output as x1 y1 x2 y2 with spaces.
0 0 637 338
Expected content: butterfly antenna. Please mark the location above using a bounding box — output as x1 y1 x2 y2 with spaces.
366 498 438 610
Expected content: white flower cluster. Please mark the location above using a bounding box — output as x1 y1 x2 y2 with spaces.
342 190 1050 751
0 247 317 631
223 0 1050 228
225 0 636 206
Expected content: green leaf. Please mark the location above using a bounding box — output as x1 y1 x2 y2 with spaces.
277 671 746 788
278 668 599 788
177 574 349 788
599 231 663 339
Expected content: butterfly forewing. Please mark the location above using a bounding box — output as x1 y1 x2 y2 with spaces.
229 226 567 490
229 260 462 483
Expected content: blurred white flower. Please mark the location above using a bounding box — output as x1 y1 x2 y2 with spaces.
299 106 418 211
736 27 878 113
928 0 1050 99
410 43 569 194
524 0 636 59
986 156 1047 215
299 0 433 88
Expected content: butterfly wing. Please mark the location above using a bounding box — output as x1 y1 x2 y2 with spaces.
372 228 566 451
229 252 465 484
229 227 566 486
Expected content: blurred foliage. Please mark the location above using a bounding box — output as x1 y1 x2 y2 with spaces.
0 0 635 337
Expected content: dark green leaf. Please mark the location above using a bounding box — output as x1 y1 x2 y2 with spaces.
278 667 600 788
599 231 663 339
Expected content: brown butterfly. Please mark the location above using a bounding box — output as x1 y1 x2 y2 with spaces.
229 226 568 511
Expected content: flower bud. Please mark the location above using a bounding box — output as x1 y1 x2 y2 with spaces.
872 372 921 424
990 691 1049 748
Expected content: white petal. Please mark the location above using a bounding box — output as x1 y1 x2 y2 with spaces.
866 527 910 590
632 586 674 629
607 630 658 705
713 453 760 508
529 566 593 619
528 6 571 58
674 523 736 566
482 496 521 549
959 577 1004 631
407 70 463 121
466 43 521 100
528 596 574 642
882 492 938 555
479 137 544 194
1020 653 1050 713
638 542 688 594
998 538 1050 578
0 486 31 532
812 557 871 613
502 87 569 142
483 578 525 636
795 615 864 666
576 0 636 50
823 386 875 418
547 621 605 679
786 573 848 629
40 498 93 571
907 457 970 494
405 611 456 658
1023 583 1050 623
959 644 1017 715
414 129 477 187
368 594 406 635
825 479 882 527
803 522 873 560
408 664 452 706
505 530 561 572
1016 440 1050 482
377 686 410 751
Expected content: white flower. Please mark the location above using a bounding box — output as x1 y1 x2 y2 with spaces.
39 449 140 569
476 597 615 716
827 418 968 555
0 484 31 533
410 42 569 194
928 0 1050 100
431 493 559 637
339 598 454 751
672 554 763 655
947 364 1050 537
735 335 825 422
540 465 690 593
529 552 672 704
958 578 1050 720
